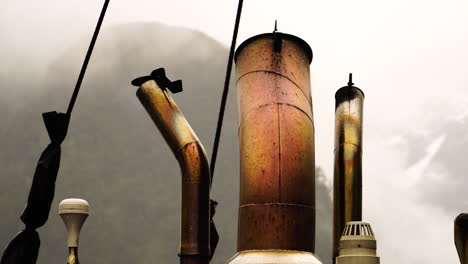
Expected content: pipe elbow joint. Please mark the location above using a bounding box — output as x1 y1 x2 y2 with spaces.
136 79 211 261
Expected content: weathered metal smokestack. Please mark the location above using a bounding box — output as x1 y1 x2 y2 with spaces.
333 74 364 263
228 32 322 264
134 72 210 264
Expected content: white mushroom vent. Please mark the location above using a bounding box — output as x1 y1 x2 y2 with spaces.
336 221 380 264
342 221 374 238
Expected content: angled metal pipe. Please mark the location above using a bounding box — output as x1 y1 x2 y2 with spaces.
333 75 364 263
136 79 210 264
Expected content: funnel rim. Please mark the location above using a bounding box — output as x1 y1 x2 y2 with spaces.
235 32 313 63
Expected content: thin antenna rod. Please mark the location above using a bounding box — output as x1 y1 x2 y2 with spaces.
274 20 278 32
66 0 110 115
348 73 354 86
210 0 244 181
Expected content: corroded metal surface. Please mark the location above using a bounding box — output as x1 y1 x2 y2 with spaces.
227 250 323 264
137 80 199 155
137 80 210 264
455 213 468 264
333 83 364 263
235 33 315 253
238 204 314 250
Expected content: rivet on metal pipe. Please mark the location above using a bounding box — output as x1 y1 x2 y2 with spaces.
133 70 210 264
333 74 365 263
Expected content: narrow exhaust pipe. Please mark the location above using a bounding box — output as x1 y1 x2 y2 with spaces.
228 32 322 264
134 70 210 264
332 74 364 263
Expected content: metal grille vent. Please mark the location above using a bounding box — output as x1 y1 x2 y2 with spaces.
342 222 374 237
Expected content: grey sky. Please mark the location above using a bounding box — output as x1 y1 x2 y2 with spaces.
2 0 468 263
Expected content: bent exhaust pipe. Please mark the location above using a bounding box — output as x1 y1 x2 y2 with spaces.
134 70 210 264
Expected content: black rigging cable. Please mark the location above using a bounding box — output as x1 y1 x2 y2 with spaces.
0 2 110 264
67 0 110 115
207 1 243 259
209 0 244 182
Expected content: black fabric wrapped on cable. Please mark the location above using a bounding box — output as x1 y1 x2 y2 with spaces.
0 112 68 264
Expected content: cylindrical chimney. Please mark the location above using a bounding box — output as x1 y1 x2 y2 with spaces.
333 75 364 262
235 32 315 252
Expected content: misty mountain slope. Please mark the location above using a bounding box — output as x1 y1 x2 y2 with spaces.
0 22 332 264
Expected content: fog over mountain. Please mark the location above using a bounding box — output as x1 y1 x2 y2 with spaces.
4 2 468 261
0 22 333 264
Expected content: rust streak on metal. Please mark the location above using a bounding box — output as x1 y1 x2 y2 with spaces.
235 32 315 253
137 80 210 264
332 81 365 263
277 103 282 202
334 143 361 150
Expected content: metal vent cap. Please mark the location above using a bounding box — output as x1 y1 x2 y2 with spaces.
341 221 375 240
336 221 380 264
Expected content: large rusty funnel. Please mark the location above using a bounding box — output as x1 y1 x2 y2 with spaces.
228 32 322 264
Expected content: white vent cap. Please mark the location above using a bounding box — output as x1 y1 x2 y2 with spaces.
341 221 374 238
